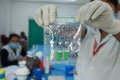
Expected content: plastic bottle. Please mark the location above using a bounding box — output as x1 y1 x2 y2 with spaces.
31 45 36 57
44 16 81 64
49 40 55 61
44 57 50 74
33 68 42 80
63 42 70 62
55 42 63 62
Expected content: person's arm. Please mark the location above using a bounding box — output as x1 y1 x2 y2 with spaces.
76 1 120 39
18 47 28 61
21 47 27 56
114 32 120 42
0 49 18 67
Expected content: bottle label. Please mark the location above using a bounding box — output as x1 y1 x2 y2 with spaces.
55 51 63 61
63 51 69 61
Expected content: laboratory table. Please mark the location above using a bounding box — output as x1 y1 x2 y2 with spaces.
6 45 75 80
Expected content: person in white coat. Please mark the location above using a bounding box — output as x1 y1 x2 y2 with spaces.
74 0 120 80
34 0 120 80
0 33 28 67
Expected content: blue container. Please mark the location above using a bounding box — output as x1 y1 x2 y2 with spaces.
33 68 42 80
0 74 5 79
65 65 74 76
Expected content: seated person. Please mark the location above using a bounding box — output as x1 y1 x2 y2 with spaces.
19 32 28 50
0 33 28 67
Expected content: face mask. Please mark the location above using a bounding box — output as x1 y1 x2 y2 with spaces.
9 43 20 49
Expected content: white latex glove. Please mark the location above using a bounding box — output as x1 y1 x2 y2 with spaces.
76 1 120 34
34 5 57 27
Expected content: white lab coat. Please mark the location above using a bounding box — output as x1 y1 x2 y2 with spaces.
2 44 22 61
75 26 120 80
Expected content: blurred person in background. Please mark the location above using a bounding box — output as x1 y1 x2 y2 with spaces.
0 33 28 67
116 4 120 20
20 32 27 40
0 34 8 46
20 31 28 50
74 0 120 80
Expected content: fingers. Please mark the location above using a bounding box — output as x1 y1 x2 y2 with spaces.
76 5 86 24
49 5 57 23
43 5 49 27
91 2 112 20
34 8 43 26
76 1 107 24
34 5 57 27
85 1 102 21
80 5 87 24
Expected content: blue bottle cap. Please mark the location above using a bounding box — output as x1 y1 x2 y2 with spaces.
33 68 42 80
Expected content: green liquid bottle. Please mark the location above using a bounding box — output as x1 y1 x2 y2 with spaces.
55 51 63 61
63 51 69 61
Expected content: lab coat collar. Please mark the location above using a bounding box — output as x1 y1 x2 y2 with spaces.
92 29 112 45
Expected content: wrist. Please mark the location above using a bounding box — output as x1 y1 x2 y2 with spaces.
103 19 120 34
111 20 120 34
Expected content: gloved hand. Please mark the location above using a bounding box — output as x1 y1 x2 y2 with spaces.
76 1 120 34
34 5 57 27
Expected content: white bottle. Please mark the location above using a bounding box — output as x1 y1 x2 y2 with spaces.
50 40 55 61
32 45 36 56
44 57 50 74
